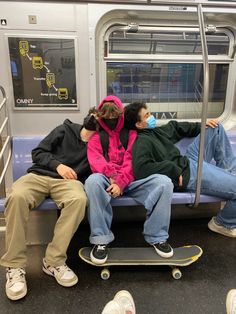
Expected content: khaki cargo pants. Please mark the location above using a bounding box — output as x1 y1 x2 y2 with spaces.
0 173 87 268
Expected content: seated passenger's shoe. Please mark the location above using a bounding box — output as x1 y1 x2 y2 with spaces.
208 217 236 238
42 258 78 287
153 241 174 258
226 289 236 314
101 300 121 314
6 267 27 301
90 245 108 265
114 290 136 314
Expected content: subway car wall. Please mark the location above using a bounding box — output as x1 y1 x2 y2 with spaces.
0 1 236 135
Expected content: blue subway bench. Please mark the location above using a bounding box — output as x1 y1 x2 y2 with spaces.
1 133 235 213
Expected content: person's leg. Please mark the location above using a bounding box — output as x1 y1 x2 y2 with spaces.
0 173 48 268
123 174 173 257
43 178 86 286
186 124 236 172
0 173 49 300
84 173 114 264
187 159 236 233
85 173 114 245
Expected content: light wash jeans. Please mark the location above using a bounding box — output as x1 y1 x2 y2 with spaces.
186 124 236 228
85 174 173 245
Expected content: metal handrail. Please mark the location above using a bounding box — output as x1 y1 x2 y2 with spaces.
191 4 210 208
0 85 12 192
0 136 12 185
0 86 7 111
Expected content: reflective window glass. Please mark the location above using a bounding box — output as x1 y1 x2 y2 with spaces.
107 62 228 119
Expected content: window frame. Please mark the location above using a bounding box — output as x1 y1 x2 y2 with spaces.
99 22 235 121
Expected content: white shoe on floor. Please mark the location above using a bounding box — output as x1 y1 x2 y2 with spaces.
6 267 27 301
114 290 136 314
101 300 121 314
42 258 78 287
226 290 236 314
208 217 236 237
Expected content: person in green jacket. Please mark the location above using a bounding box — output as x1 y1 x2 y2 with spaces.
124 102 236 238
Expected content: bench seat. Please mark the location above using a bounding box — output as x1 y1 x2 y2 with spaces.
1 133 236 213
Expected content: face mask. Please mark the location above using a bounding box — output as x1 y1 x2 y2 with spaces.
146 115 157 129
103 118 118 130
83 115 97 131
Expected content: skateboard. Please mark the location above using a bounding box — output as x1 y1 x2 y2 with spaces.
79 245 203 280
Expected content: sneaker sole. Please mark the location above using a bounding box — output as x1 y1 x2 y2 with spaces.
114 290 136 314
6 287 27 301
90 251 108 265
42 266 78 287
208 220 236 238
226 289 236 314
153 246 174 258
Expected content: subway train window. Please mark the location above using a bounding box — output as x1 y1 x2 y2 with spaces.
107 63 228 119
8 37 77 109
105 25 233 119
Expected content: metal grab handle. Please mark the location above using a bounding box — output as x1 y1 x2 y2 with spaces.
0 86 7 111
191 4 210 208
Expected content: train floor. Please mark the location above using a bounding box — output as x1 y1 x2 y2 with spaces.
0 217 235 314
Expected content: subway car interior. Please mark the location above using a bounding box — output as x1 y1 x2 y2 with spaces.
0 0 236 313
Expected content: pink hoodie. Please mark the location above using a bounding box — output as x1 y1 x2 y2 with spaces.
87 95 137 191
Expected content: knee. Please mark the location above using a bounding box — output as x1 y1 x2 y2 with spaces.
85 174 107 192
6 190 28 207
153 175 173 193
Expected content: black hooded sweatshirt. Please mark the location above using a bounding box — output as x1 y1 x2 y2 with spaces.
27 119 91 183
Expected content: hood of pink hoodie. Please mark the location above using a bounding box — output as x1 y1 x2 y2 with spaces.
97 95 124 134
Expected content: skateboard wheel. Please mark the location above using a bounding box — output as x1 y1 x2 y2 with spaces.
172 268 182 280
101 268 110 280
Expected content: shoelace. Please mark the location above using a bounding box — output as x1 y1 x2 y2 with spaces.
55 265 71 274
7 268 25 285
97 245 106 251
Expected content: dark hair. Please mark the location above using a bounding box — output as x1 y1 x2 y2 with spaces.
124 102 147 129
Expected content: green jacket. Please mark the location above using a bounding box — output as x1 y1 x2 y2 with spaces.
132 121 201 191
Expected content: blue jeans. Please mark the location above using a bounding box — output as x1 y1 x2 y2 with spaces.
85 174 173 245
186 124 236 228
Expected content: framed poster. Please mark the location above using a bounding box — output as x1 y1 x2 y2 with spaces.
8 37 78 109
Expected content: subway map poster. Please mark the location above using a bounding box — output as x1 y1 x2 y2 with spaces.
8 37 77 108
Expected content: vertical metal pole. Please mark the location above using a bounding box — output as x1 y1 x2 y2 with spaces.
192 4 210 207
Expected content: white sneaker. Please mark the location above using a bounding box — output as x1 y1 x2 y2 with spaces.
208 217 236 237
101 300 121 314
226 289 236 314
114 290 136 314
42 258 78 287
6 267 27 301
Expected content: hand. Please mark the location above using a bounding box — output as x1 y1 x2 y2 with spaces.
106 183 121 198
206 119 218 128
179 175 183 187
56 164 77 180
109 177 115 185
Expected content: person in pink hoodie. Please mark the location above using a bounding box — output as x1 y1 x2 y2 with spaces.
84 96 174 264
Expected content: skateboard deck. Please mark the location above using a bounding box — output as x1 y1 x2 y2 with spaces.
79 245 203 280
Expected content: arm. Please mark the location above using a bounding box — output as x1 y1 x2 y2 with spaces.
31 125 65 171
162 121 201 143
113 130 137 191
132 139 182 186
87 133 118 178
